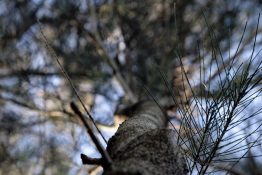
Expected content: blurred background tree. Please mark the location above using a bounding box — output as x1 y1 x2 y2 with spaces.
0 0 262 174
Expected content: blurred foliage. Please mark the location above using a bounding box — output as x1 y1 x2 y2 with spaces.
0 0 262 174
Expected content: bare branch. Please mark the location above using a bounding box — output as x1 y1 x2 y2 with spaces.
70 102 112 167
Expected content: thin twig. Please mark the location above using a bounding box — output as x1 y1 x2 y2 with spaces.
71 102 112 167
37 20 108 144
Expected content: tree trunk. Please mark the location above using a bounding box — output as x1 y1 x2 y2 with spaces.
103 101 188 175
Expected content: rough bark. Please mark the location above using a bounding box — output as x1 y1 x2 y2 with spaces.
103 101 188 175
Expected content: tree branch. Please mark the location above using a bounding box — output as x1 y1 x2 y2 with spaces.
87 0 137 103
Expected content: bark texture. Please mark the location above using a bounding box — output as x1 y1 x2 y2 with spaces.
103 101 188 175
